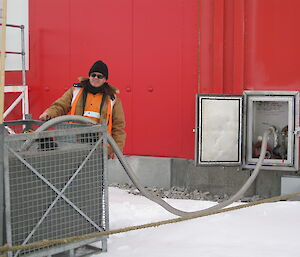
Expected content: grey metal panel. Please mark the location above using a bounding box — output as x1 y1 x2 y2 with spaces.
243 90 300 171
281 176 300 200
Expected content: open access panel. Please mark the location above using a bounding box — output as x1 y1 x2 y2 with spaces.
195 91 300 171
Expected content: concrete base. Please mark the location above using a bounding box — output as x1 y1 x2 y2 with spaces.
108 156 171 189
108 156 299 198
171 158 254 196
281 176 300 200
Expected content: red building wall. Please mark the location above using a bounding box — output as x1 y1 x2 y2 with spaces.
5 0 300 159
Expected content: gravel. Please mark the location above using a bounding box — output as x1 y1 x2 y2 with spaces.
109 183 262 203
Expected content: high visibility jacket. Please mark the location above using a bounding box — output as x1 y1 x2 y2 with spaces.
42 79 126 151
70 87 115 134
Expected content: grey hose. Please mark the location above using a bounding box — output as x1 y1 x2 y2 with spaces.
108 129 272 217
20 115 97 151
26 115 271 217
35 115 97 130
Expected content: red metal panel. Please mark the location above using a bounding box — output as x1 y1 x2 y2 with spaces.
132 0 184 157
199 0 213 94
200 0 245 95
232 0 245 94
180 0 199 158
223 0 234 94
244 0 300 91
212 0 224 93
131 0 198 158
28 0 70 117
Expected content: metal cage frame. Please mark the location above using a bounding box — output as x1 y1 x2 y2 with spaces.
0 120 109 257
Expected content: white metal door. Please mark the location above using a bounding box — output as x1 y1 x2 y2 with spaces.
195 95 243 166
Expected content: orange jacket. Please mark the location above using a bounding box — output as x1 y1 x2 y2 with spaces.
43 79 126 151
70 87 114 134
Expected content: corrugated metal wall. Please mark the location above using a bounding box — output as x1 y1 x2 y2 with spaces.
5 0 300 159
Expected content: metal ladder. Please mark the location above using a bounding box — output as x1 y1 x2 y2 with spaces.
0 23 28 122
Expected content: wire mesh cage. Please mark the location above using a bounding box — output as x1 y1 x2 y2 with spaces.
0 120 109 257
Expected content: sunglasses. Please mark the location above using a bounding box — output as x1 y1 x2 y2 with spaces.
90 73 105 79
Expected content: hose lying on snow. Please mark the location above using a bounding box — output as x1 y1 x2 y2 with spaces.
27 115 272 217
108 129 272 217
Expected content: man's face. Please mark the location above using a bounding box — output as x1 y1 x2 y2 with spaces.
89 72 107 87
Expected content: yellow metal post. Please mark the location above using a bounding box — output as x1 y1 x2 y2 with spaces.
0 0 7 124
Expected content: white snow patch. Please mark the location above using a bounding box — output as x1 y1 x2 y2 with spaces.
91 187 300 257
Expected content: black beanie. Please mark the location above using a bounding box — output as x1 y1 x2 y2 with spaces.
88 60 109 79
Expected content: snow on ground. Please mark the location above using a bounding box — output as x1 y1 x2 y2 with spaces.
93 187 300 257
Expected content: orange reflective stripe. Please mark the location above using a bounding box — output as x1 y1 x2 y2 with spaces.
106 99 113 134
70 88 83 115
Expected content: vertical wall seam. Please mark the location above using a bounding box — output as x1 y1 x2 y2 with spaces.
212 0 225 93
233 0 245 93
197 0 201 94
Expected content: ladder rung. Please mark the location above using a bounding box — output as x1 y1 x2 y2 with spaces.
0 23 23 29
0 51 24 55
4 85 27 93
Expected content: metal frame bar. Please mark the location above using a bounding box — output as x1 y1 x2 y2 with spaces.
102 130 109 252
20 25 26 87
0 51 22 55
0 24 23 29
3 92 24 118
6 125 101 143
0 125 5 246
0 0 8 125
4 133 12 257
18 237 104 257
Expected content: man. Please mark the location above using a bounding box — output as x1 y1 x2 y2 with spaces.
39 60 126 158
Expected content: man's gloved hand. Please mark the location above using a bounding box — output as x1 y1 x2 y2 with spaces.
39 112 50 121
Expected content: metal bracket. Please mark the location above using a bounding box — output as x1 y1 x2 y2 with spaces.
293 127 300 136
